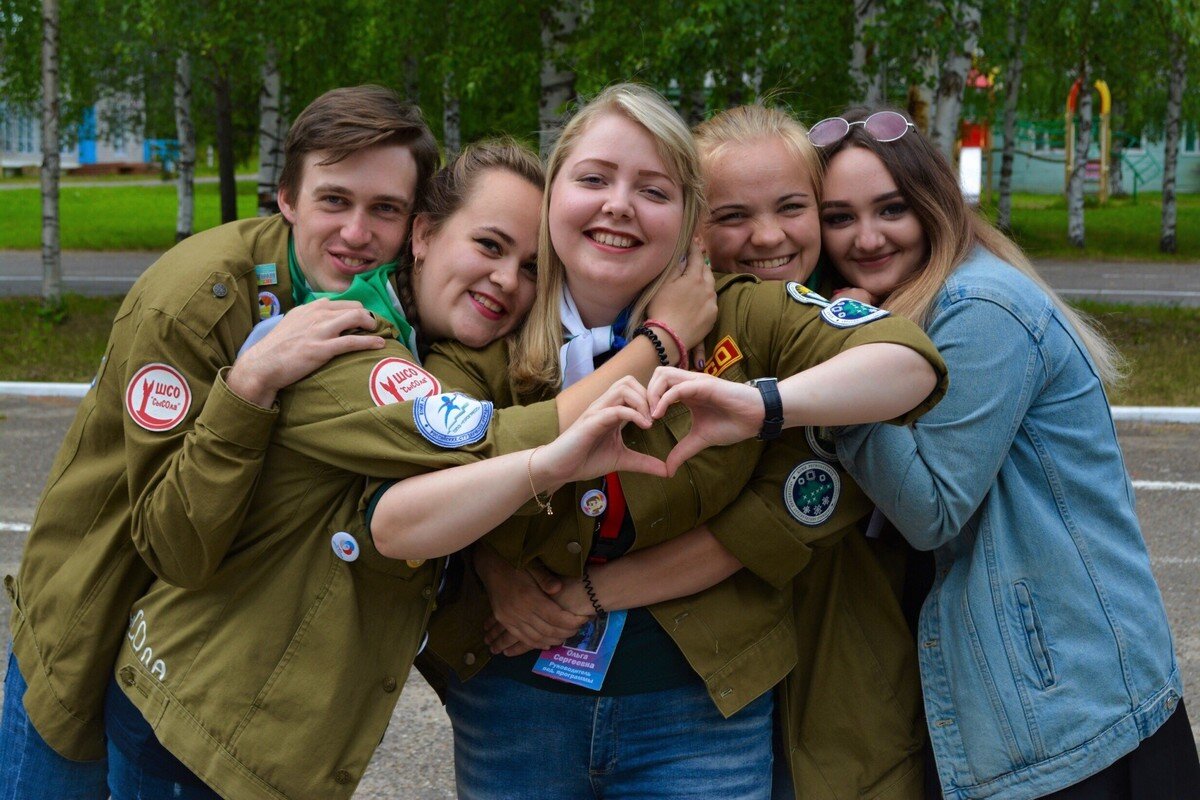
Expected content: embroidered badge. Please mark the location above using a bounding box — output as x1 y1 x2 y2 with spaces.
820 298 890 328
254 263 278 286
786 282 831 307
783 460 841 526
703 336 744 378
258 291 281 320
331 531 360 562
581 489 607 517
805 426 838 462
125 363 192 432
413 393 493 448
369 358 441 406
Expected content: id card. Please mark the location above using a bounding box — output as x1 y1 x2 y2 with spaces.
531 610 626 690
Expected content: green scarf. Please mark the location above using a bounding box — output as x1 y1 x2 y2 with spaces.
288 237 418 354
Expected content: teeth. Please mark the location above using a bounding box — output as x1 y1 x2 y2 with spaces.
470 292 503 314
745 255 792 270
591 231 637 248
342 257 367 268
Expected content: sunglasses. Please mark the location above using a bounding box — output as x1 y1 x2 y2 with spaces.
808 111 916 148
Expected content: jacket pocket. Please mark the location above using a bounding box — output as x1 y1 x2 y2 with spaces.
1013 580 1056 688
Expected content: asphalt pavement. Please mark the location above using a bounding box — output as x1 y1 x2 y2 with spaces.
2 250 1200 304
0 396 1197 794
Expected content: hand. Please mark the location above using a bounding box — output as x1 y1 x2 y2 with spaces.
646 240 717 358
475 547 588 654
831 286 881 306
531 377 668 489
549 576 595 617
228 299 385 406
646 367 762 475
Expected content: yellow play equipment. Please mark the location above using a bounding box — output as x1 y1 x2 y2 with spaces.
1064 79 1112 202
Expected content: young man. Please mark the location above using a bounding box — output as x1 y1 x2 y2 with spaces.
0 85 439 798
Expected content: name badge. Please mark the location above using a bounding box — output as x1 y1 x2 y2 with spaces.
531 610 627 691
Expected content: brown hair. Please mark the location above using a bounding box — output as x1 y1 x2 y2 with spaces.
278 85 440 208
820 106 1124 385
396 136 544 342
510 83 704 395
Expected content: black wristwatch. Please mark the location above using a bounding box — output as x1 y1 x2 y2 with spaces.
746 377 784 440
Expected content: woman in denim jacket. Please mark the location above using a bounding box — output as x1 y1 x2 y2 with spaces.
647 109 1198 800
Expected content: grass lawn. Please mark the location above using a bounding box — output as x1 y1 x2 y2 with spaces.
983 193 1200 262
1 295 1197 407
0 181 258 250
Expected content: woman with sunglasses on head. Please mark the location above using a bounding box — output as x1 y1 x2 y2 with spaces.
646 107 1199 800
374 86 948 799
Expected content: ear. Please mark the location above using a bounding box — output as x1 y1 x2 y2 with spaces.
277 186 298 224
410 213 433 261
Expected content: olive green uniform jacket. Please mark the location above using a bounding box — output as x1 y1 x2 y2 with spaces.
9 216 300 760
418 275 947 773
111 328 559 800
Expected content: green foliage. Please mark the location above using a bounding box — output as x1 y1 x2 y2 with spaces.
0 294 122 382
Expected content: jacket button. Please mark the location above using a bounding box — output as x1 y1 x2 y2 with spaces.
406 559 425 568
421 586 433 600
382 676 397 693
119 666 136 686
334 769 352 785
1165 694 1178 711
463 652 477 666
922 639 939 648
934 718 954 728
212 282 228 298
566 541 582 554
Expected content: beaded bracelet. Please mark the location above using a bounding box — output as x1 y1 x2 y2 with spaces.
632 325 671 367
642 319 688 368
582 570 606 615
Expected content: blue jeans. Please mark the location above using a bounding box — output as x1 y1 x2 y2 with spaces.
0 652 108 800
446 670 773 800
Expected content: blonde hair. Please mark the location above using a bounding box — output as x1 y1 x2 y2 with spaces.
694 104 824 201
511 83 703 395
822 107 1125 386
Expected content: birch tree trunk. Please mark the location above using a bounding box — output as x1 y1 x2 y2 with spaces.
929 0 982 165
1160 28 1186 253
174 52 196 241
404 54 420 104
996 0 1029 232
40 0 62 307
443 71 461 159
214 69 238 223
1067 59 1091 248
539 0 578 157
257 43 285 216
907 50 939 134
850 0 886 104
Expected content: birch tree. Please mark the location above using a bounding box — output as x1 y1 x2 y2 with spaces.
996 0 1030 231
850 0 886 103
40 0 62 308
539 0 579 156
256 42 285 216
174 52 196 240
1160 26 1187 252
1066 56 1091 247
929 0 982 164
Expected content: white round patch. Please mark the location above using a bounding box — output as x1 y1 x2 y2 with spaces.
413 393 493 448
782 460 841 527
785 282 830 307
331 531 360 562
369 357 441 406
804 426 838 462
125 363 192 432
580 489 607 517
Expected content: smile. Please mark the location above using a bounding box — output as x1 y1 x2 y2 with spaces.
854 252 897 269
331 253 374 271
741 255 794 271
469 291 506 320
586 230 641 249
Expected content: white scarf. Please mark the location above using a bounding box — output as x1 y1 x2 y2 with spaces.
558 286 618 388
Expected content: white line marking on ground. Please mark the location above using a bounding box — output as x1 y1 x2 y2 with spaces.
0 523 31 533
1057 288 1200 299
0 276 134 282
1132 480 1200 491
1152 555 1200 566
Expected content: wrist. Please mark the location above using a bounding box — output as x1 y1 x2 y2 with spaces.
745 377 784 440
225 362 276 409
642 319 687 368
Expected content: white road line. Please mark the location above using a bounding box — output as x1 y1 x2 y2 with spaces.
1057 288 1200 299
1132 480 1200 491
0 523 30 533
0 275 134 283
1152 555 1200 566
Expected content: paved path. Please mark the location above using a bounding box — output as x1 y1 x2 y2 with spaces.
2 251 1198 302
0 174 255 191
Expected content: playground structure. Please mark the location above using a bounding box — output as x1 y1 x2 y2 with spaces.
1065 79 1111 203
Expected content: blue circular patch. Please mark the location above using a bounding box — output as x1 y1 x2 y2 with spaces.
783 460 840 526
413 393 493 448
819 297 890 328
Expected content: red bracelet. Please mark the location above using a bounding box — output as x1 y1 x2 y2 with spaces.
642 319 688 369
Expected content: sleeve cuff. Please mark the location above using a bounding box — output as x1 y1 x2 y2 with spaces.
198 367 280 450
707 489 812 589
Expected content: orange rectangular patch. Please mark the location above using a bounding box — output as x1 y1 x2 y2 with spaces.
703 336 744 378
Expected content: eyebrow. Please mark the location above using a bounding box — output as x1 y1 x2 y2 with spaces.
820 190 903 209
574 158 675 183
311 183 413 212
480 225 515 246
710 192 812 214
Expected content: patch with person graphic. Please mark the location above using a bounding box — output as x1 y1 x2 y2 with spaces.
413 392 493 447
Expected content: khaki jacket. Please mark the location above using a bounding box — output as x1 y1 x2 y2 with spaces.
419 275 946 734
9 216 299 759
112 332 560 800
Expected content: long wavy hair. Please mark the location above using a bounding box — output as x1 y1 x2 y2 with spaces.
820 107 1124 385
510 83 704 395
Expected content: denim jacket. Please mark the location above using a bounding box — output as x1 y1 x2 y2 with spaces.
836 248 1182 800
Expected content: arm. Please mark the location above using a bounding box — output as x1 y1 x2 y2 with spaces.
836 299 1044 550
127 300 385 588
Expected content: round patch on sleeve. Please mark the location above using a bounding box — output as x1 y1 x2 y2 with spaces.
804 426 838 462
412 392 494 448
820 297 890 328
783 460 841 526
369 358 442 406
785 282 831 307
125 363 192 432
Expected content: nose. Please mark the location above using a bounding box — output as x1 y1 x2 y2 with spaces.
490 258 519 295
340 208 371 248
601 185 634 219
750 219 785 249
854 221 885 252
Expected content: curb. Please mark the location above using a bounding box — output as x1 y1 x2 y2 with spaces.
2 382 1200 424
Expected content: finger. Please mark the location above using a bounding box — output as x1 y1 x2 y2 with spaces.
645 366 691 411
326 334 388 355
526 563 562 595
615 450 669 477
488 629 519 654
664 432 710 476
690 343 707 372
501 642 538 657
